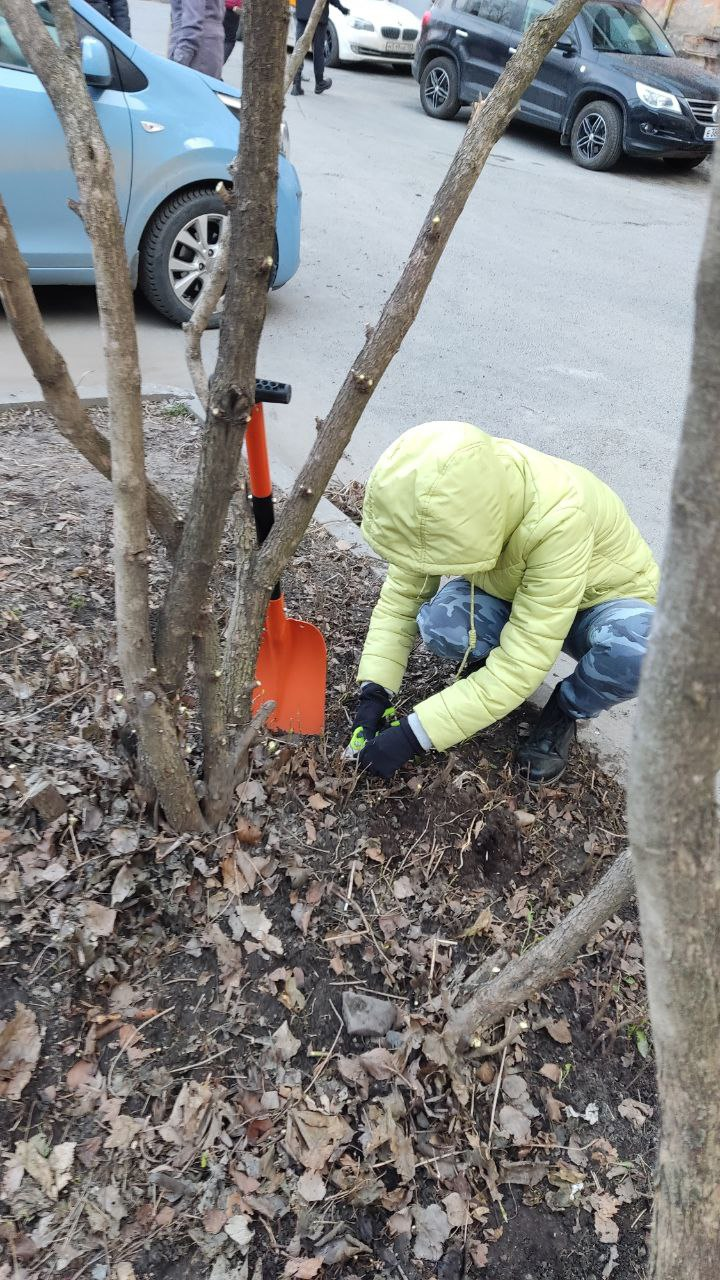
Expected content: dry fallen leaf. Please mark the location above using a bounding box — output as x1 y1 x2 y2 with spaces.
75 900 116 939
0 1003 43 1100
66 1060 97 1092
231 902 283 955
590 1191 620 1244
203 1207 227 1235
618 1097 653 1129
461 907 492 938
224 1213 253 1250
412 1204 451 1261
271 1021 301 1062
285 1108 353 1172
296 1171 326 1202
236 816 263 845
392 875 414 901
109 827 138 856
443 1191 471 1229
497 1104 533 1146
539 1063 563 1085
283 1260 324 1279
307 793 331 812
546 1017 573 1045
470 1242 489 1268
8 1137 75 1201
110 863 137 906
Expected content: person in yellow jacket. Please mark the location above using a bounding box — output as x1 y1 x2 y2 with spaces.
349 422 659 784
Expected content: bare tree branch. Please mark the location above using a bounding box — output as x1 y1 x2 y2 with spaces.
628 146 720 1280
444 849 634 1053
0 197 183 553
183 191 231 407
284 0 325 92
155 0 289 694
256 0 588 590
4 0 205 833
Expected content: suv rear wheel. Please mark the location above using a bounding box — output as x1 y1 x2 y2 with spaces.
419 56 461 120
570 99 623 171
139 188 227 327
324 20 340 67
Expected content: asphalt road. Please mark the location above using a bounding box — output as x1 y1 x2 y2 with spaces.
0 0 712 565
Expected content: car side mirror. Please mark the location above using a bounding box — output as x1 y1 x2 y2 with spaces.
81 35 112 87
555 35 576 54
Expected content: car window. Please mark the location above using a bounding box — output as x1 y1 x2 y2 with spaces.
453 0 522 26
521 0 576 38
581 1 674 54
0 2 58 70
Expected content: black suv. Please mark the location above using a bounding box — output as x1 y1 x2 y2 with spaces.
413 0 718 170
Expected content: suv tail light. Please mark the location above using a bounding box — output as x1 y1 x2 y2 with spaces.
421 10 431 27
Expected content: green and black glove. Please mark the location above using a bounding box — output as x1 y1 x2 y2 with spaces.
346 682 399 755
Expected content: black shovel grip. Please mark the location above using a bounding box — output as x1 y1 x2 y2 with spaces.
255 379 291 405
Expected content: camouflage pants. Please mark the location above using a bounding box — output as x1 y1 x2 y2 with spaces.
417 581 654 719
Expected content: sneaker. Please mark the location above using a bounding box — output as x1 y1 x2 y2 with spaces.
315 77 332 93
291 83 304 95
516 686 576 784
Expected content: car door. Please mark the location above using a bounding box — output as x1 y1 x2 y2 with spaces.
0 3 132 274
515 0 579 130
450 0 523 101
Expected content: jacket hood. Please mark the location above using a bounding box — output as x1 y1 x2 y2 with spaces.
361 422 510 577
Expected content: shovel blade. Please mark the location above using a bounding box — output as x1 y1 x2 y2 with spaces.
253 614 327 735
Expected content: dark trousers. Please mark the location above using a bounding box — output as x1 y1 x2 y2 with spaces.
223 7 241 64
293 15 327 87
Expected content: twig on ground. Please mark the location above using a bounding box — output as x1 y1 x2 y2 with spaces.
487 1042 508 1147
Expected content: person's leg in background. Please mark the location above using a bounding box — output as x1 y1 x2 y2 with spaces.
313 19 331 91
518 598 654 782
417 579 511 670
292 17 308 93
223 7 241 64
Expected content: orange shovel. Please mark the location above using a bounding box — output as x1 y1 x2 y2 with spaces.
245 381 327 734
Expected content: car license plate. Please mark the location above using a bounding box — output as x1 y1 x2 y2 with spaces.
704 125 718 141
386 40 411 52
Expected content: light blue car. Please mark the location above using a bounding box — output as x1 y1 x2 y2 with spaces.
0 0 301 324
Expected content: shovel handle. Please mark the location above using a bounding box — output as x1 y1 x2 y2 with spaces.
245 402 281 601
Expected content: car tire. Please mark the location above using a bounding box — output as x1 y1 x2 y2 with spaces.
324 21 340 68
663 154 707 171
419 56 461 120
570 99 623 171
139 188 228 327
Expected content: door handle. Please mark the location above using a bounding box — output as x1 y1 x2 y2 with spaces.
456 28 468 36
508 45 517 52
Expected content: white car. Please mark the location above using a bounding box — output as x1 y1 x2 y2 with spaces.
325 0 421 69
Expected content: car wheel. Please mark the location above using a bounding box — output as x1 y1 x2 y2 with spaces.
570 99 623 171
419 56 461 120
324 21 340 68
663 154 707 171
139 188 228 327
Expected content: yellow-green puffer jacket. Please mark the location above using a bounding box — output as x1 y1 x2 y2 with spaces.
358 423 659 751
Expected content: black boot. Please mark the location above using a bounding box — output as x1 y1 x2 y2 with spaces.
516 686 576 784
291 82 304 95
315 77 332 93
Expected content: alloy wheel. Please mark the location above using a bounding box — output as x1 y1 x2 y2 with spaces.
167 212 226 312
576 112 607 162
424 65 450 111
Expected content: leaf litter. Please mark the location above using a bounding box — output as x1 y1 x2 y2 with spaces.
0 403 656 1279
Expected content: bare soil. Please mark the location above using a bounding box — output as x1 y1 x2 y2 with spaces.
0 403 654 1280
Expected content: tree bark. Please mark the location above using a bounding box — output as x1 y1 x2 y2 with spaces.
444 850 634 1053
256 0 587 591
155 0 289 695
4 0 205 833
0 197 183 554
627 148 720 1280
284 0 326 92
183 206 230 409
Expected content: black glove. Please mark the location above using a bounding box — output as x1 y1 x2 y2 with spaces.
348 682 395 753
359 717 422 779
340 4 350 13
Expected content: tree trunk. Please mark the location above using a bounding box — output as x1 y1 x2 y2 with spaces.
627 149 720 1280
4 0 205 833
256 0 587 590
155 0 289 695
444 850 634 1053
284 0 326 91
